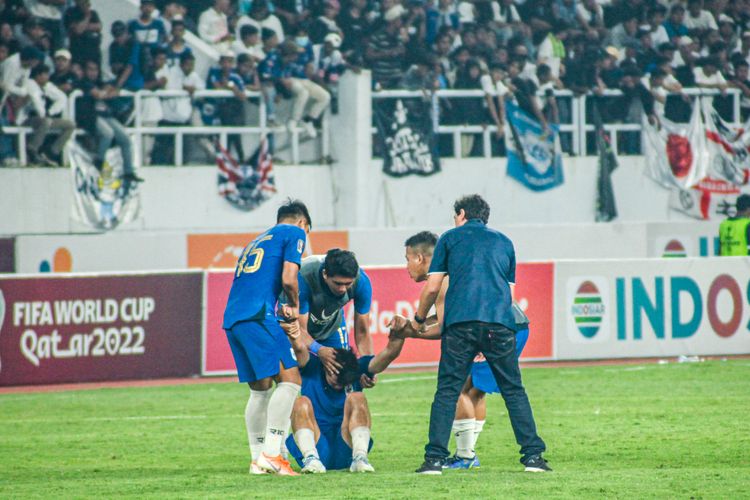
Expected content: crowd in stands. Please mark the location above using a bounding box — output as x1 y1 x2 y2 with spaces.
3 0 750 166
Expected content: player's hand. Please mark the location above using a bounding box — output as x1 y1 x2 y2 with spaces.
279 320 301 339
409 318 426 334
318 346 343 376
360 373 377 389
280 305 298 322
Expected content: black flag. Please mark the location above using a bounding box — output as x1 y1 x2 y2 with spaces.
593 101 618 222
375 97 440 177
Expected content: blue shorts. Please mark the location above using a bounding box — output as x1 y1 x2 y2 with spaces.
225 319 298 383
286 426 374 471
471 328 529 394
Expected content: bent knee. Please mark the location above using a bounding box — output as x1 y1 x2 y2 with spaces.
294 395 313 412
345 391 368 408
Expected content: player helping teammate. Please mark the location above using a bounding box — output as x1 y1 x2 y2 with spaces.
281 249 374 379
222 200 311 476
278 318 406 474
391 231 531 469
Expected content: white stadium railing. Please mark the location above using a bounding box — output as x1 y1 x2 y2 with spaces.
2 86 741 166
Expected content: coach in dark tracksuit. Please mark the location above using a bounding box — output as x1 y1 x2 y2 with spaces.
412 194 550 475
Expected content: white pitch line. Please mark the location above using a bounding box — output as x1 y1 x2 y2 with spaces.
380 375 436 384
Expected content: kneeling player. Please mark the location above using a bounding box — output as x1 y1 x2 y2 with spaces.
395 231 531 469
279 321 406 473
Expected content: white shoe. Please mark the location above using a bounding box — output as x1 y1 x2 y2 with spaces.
349 454 375 473
301 455 326 474
301 120 317 138
249 461 268 475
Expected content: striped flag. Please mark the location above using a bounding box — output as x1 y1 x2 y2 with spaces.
216 138 276 211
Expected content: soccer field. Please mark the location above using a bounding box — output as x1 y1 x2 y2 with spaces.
1 360 748 499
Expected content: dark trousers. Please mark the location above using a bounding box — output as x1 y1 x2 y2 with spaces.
425 321 546 463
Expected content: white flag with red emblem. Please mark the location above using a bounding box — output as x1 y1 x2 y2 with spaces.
643 103 708 190
701 99 750 186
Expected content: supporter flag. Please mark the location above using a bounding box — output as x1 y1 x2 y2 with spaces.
643 103 708 190
375 98 440 177
669 177 745 220
505 100 564 191
592 102 618 222
216 138 276 211
701 100 750 186
69 141 141 230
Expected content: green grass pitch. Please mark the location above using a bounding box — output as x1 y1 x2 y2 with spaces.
1 360 749 499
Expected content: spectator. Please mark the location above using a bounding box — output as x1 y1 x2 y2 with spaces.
309 0 343 44
426 0 459 46
129 0 167 50
311 32 346 92
507 57 549 132
674 37 699 86
338 0 373 64
404 0 427 58
608 15 639 51
0 45 43 105
537 63 560 125
636 29 658 71
733 31 750 69
235 0 285 44
537 24 566 79
614 66 655 152
75 60 142 187
207 51 247 159
400 50 439 90
236 52 261 89
198 0 233 51
50 49 79 94
140 47 168 164
24 0 64 50
160 1 196 34
166 19 193 67
64 0 103 69
664 5 689 41
576 0 605 41
152 52 205 164
366 4 407 89
511 43 538 85
694 57 728 94
16 17 47 52
0 0 30 28
19 63 74 166
1 22 21 55
684 0 717 38
480 62 509 138
644 67 668 117
647 5 670 48
273 0 308 34
257 27 281 125
109 21 149 91
233 24 265 61
552 0 578 34
434 31 455 85
732 60 750 120
718 15 738 54
277 39 330 137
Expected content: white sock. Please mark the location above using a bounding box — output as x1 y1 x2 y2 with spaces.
262 382 300 457
472 420 486 455
452 418 476 459
294 428 319 459
245 389 271 461
350 426 371 458
280 418 291 458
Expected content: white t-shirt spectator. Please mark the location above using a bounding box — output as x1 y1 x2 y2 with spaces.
684 10 717 31
18 78 67 123
0 53 31 98
160 65 205 123
650 25 670 48
457 1 475 23
576 3 603 28
492 2 521 24
537 36 563 78
642 76 667 115
480 74 510 96
198 7 230 45
694 67 726 86
235 15 285 43
232 40 266 61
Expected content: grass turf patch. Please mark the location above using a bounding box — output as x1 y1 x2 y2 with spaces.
1 360 748 498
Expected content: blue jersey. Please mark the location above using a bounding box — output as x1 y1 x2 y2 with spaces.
206 67 245 90
301 354 374 432
128 18 167 48
222 224 306 329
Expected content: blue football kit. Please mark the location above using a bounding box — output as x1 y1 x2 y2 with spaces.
285 354 375 470
222 224 306 383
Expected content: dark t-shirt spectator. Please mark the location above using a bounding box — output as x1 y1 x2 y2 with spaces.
338 6 371 63
367 27 405 88
75 78 111 131
65 7 103 66
109 39 149 90
51 69 79 94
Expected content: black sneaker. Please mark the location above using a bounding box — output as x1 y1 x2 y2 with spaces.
416 458 444 475
121 173 144 183
523 455 552 472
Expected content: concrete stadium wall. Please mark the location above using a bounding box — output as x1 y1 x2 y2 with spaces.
10 221 721 273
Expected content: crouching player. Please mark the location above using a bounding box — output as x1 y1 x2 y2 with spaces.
393 231 531 469
278 319 406 474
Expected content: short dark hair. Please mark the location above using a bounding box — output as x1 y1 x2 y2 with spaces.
334 348 360 387
735 60 749 70
454 194 490 224
171 19 185 30
737 194 750 212
179 52 195 65
650 68 667 79
276 198 312 227
537 63 552 79
261 27 277 41
30 64 50 78
151 46 167 58
324 249 359 279
405 231 438 255
240 24 259 39
237 53 252 65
